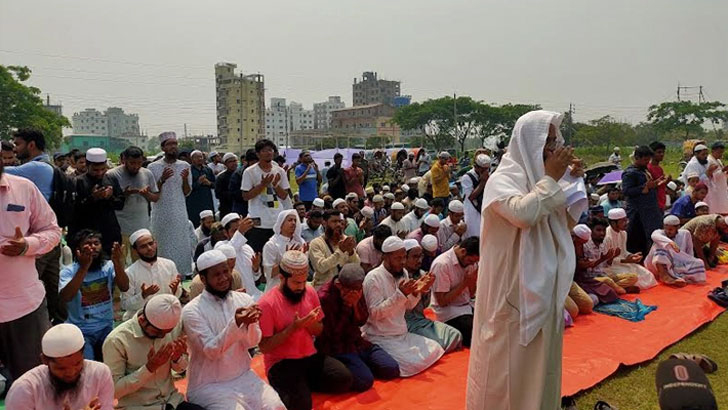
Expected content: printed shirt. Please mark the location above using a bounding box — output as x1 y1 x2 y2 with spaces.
60 260 116 332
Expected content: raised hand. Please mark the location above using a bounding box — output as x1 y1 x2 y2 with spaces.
141 283 160 298
124 186 140 196
272 173 282 187
570 158 585 178
83 397 102 410
146 343 174 373
238 217 254 234
1 226 27 256
161 167 174 183
251 252 261 272
261 173 275 187
91 185 107 200
415 272 436 294
170 336 187 361
235 305 262 326
169 275 182 295
398 279 417 296
111 242 124 265
180 168 190 180
76 244 95 269
455 223 467 236
544 146 574 181
293 306 322 330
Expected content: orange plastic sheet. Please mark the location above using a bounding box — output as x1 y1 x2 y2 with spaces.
176 268 726 409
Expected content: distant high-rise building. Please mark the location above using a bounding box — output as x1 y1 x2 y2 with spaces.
43 95 63 117
71 107 140 144
264 98 314 148
72 108 108 136
313 96 346 129
215 62 265 153
352 71 400 107
105 107 140 140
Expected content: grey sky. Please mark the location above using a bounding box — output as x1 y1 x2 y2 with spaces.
2 0 726 138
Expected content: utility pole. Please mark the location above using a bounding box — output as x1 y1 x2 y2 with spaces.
676 83 705 103
184 123 187 139
566 103 575 145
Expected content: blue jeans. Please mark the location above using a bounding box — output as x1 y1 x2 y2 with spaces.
82 324 113 360
334 345 400 391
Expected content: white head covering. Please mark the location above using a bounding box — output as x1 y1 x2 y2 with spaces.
414 198 429 209
421 234 439 252
391 202 405 210
361 206 374 219
346 192 359 201
381 237 405 253
403 239 420 251
481 110 577 346
687 172 700 180
572 224 591 241
372 194 384 203
607 208 627 220
42 324 84 358
199 210 214 220
448 200 464 213
129 228 152 246
144 294 181 330
424 214 440 228
384 192 395 200
333 198 346 208
694 144 708 152
401 184 410 192
663 215 681 226
409 177 421 184
695 201 709 209
220 212 240 228
159 131 176 143
590 193 600 201
666 181 678 191
222 152 238 163
382 185 391 192
312 198 325 207
475 154 491 168
270 209 304 254
197 249 227 271
190 150 203 158
86 148 107 163
214 242 237 259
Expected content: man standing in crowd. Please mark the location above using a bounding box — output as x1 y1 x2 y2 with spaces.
704 141 728 214
242 139 292 252
67 150 88 177
621 145 665 256
148 132 194 276
647 141 668 212
402 152 417 181
208 151 226 175
107 146 160 260
460 154 490 239
187 150 216 227
295 150 322 210
1 140 17 166
431 152 452 207
326 153 346 200
344 153 365 199
230 149 257 216
682 144 710 183
0 156 61 383
215 152 239 219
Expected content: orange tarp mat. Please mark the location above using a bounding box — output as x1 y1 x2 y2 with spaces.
175 268 726 409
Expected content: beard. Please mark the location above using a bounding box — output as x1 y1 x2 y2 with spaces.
281 283 305 303
325 226 342 240
201 225 211 236
138 251 158 263
89 254 106 271
50 370 81 400
204 282 230 299
391 269 405 279
698 158 708 165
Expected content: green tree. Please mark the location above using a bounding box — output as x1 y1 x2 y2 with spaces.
0 65 70 148
393 97 458 152
571 115 636 149
481 103 541 146
647 100 728 140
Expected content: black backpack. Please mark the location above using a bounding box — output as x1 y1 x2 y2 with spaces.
48 166 77 227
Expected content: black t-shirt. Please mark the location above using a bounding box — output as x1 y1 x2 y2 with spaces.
327 165 346 199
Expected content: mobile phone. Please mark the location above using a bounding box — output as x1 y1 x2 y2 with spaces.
251 217 262 227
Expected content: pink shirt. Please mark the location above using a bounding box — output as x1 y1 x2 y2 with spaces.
356 236 382 269
258 286 320 372
0 173 61 323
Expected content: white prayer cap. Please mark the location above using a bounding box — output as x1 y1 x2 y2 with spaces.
667 181 678 191
421 234 439 252
381 237 405 253
607 208 627 220
42 324 84 358
220 212 240 228
159 131 177 144
333 198 346 208
197 249 227 271
222 152 238 163
365 186 375 194
613 147 620 152
475 154 491 167
129 229 152 246
694 144 708 152
590 193 600 201
663 215 681 226
373 194 384 203
199 210 214 220
190 150 203 158
572 224 592 241
214 242 237 259
438 151 451 159
403 239 420 251
687 172 700 180
384 192 395 200
401 184 410 192
414 198 429 209
208 151 219 159
448 200 464 213
382 185 391 192
360 206 374 219
280 250 309 275
424 214 441 228
391 202 405 210
85 147 107 163
695 201 709 209
312 198 325 207
346 192 359 201
144 294 181 330
409 177 421 184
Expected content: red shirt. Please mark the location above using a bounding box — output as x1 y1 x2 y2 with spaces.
343 166 364 198
258 286 321 372
647 162 666 210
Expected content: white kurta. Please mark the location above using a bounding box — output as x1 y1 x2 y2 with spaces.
6 360 115 410
194 225 210 243
182 290 284 410
681 156 709 184
262 210 304 293
705 155 728 214
400 210 425 234
460 169 482 239
604 227 658 289
120 257 182 321
362 264 444 377
645 229 706 283
229 230 263 301
380 215 411 237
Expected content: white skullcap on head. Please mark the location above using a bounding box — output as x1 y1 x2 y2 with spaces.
607 208 627 220
333 198 346 208
129 229 152 246
382 185 391 192
373 194 384 203
572 224 591 241
391 202 405 210
409 177 421 184
403 239 420 251
448 200 464 213
144 294 181 330
42 324 84 358
438 151 451 158
220 212 240 228
222 152 238 163
666 181 678 191
190 150 203 159
346 192 359 200
281 250 309 275
199 210 214 220
365 186 375 194
85 147 107 163
214 242 237 259
384 192 395 200
694 144 708 152
695 201 709 209
475 154 491 167
414 198 429 209
159 131 177 144
381 236 405 253
590 193 600 201
421 234 439 252
424 214 441 228
687 172 699 179
401 184 410 192
360 206 374 219
663 215 681 226
197 249 227 271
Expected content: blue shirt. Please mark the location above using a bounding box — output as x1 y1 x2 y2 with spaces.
4 154 54 201
295 163 318 202
670 195 696 220
60 261 115 333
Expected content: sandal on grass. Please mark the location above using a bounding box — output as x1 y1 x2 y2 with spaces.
594 401 617 410
669 353 718 374
708 287 728 308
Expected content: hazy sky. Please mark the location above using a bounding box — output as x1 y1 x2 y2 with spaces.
2 0 726 138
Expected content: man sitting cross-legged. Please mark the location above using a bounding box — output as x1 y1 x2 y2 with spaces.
646 215 706 287
603 208 658 290
582 217 638 295
182 249 285 410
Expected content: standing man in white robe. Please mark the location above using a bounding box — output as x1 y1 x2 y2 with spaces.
460 154 490 239
467 111 584 410
705 141 728 214
681 144 709 184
